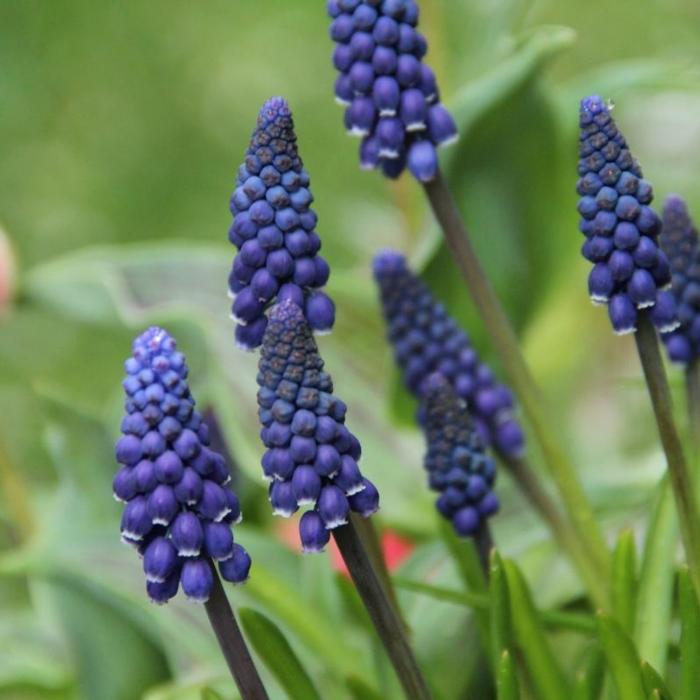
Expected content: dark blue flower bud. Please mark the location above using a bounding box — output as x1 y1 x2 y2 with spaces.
407 140 438 182
203 521 235 561
113 466 138 503
197 480 231 522
334 455 365 495
147 570 180 605
227 99 335 348
121 495 152 541
348 478 380 516
218 544 252 584
270 480 300 517
147 485 179 526
174 467 204 505
317 484 350 528
143 536 179 583
577 96 677 334
181 558 214 603
116 435 143 466
171 511 204 557
299 510 331 553
292 465 322 505
373 251 524 458
154 450 184 485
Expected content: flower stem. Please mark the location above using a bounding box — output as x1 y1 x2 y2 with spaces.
422 170 610 577
333 515 433 700
474 524 493 581
634 312 700 601
204 564 269 700
685 359 700 457
502 454 608 608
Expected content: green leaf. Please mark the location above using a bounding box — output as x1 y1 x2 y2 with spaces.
612 529 638 635
596 612 646 700
640 661 674 700
679 567 700 700
502 559 569 700
572 648 604 700
490 551 511 671
346 676 383 700
496 650 520 700
635 479 677 673
238 607 322 700
201 690 225 700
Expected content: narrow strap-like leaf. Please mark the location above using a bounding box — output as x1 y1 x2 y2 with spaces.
596 612 646 700
640 660 674 700
238 607 322 700
679 567 700 700
490 550 511 672
496 650 520 700
612 529 638 635
572 648 604 700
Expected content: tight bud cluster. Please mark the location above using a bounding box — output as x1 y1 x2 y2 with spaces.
228 97 335 350
423 373 499 536
373 250 524 458
257 300 379 552
327 0 457 182
114 327 251 604
660 196 700 364
577 95 677 335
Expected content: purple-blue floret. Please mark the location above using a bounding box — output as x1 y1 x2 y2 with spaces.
327 0 457 182
257 300 379 551
373 250 524 458
659 196 700 364
228 97 335 350
577 95 678 335
114 327 251 604
423 373 499 536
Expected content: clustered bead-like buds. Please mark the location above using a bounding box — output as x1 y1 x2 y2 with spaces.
577 95 678 336
423 373 499 536
114 327 251 604
327 0 457 182
228 97 335 350
659 196 700 364
373 250 524 458
257 300 379 552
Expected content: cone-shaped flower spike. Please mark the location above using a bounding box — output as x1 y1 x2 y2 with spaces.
228 97 335 350
115 327 251 604
327 0 457 182
256 300 379 551
423 373 499 537
660 196 700 364
577 95 678 335
373 250 524 457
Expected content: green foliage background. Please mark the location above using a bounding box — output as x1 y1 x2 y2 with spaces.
0 1 699 698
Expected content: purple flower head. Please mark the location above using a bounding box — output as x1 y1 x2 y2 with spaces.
577 96 678 335
659 196 700 365
228 97 335 350
373 250 524 458
257 300 379 550
423 373 499 536
328 0 457 182
115 327 250 604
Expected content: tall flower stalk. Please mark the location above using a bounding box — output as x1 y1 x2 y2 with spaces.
256 300 432 700
576 96 700 600
326 0 610 579
114 327 267 699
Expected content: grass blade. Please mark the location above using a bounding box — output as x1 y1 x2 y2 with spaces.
641 660 674 700
596 612 646 700
612 529 637 635
573 649 604 700
238 607 322 700
679 567 700 700
496 650 520 700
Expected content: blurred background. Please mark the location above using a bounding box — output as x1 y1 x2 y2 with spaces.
1 1 699 698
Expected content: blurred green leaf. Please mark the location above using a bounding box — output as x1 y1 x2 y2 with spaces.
490 550 511 672
640 661 674 700
612 529 638 636
679 567 700 700
238 607 321 700
596 612 646 700
496 650 520 700
502 559 569 700
572 648 604 700
346 676 383 700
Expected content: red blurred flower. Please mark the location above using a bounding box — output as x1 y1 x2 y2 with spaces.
330 527 415 578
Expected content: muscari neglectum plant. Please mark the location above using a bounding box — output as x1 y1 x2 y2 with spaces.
115 327 267 698
326 0 611 585
577 95 700 602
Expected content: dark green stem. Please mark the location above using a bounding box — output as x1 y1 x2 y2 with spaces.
634 312 700 600
502 454 607 608
204 564 269 700
333 515 433 700
422 170 610 580
475 524 493 581
686 359 700 457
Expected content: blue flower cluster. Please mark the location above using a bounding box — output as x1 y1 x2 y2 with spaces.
660 196 700 364
114 327 251 604
257 300 379 552
327 0 457 182
373 250 524 458
423 373 499 536
228 97 335 350
577 95 678 335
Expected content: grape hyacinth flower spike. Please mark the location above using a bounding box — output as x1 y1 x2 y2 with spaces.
659 196 700 365
576 96 700 603
257 300 431 700
577 95 678 335
423 373 498 571
227 97 335 350
115 327 267 698
327 0 457 182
